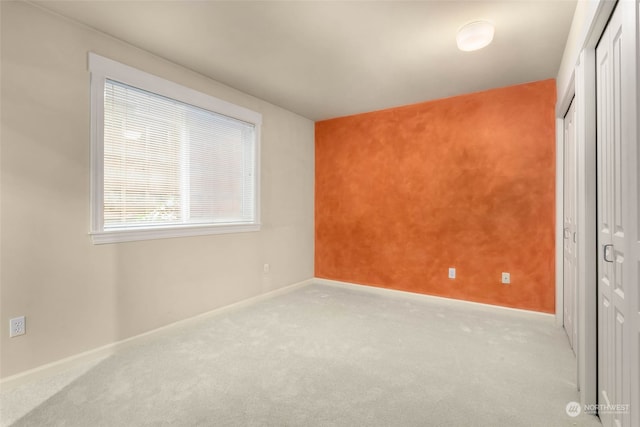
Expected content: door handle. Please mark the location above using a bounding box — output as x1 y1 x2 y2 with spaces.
603 244 614 263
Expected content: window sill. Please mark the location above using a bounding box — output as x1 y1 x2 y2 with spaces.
90 223 261 244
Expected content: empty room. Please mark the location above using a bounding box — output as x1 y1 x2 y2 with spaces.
1 0 638 426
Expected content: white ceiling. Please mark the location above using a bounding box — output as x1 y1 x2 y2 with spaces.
33 0 576 121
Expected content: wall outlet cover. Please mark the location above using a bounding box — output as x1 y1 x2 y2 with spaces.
9 316 25 337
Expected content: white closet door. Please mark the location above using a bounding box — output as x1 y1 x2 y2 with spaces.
596 1 637 426
630 3 639 426
563 98 578 352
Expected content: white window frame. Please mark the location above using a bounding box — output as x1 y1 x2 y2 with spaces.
89 53 261 244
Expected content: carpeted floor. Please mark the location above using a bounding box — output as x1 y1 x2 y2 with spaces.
1 282 601 426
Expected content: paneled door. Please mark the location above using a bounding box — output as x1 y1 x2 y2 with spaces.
596 1 638 426
631 4 640 424
563 98 578 352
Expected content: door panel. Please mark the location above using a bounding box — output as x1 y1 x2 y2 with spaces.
564 99 578 351
597 20 615 426
596 2 637 426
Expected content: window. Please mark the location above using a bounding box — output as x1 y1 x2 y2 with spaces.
89 53 261 244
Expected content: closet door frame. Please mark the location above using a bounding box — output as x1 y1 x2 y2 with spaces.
555 1 616 409
556 2 639 420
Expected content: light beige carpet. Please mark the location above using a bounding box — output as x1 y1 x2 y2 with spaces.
1 283 601 426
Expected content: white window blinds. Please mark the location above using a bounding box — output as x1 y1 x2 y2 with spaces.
104 80 256 230
89 53 261 243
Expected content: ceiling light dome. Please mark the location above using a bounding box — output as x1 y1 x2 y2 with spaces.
457 21 495 52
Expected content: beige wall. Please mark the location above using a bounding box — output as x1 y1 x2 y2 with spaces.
0 1 314 379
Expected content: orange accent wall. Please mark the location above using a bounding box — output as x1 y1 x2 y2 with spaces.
315 79 556 313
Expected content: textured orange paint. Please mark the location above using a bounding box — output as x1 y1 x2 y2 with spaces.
315 79 556 313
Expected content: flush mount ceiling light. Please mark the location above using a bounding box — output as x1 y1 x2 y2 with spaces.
456 21 495 52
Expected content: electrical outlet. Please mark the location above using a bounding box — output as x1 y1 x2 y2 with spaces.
502 272 511 284
448 267 456 279
9 316 25 337
263 263 270 273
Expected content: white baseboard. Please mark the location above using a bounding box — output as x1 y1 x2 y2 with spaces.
0 278 315 391
313 277 555 319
